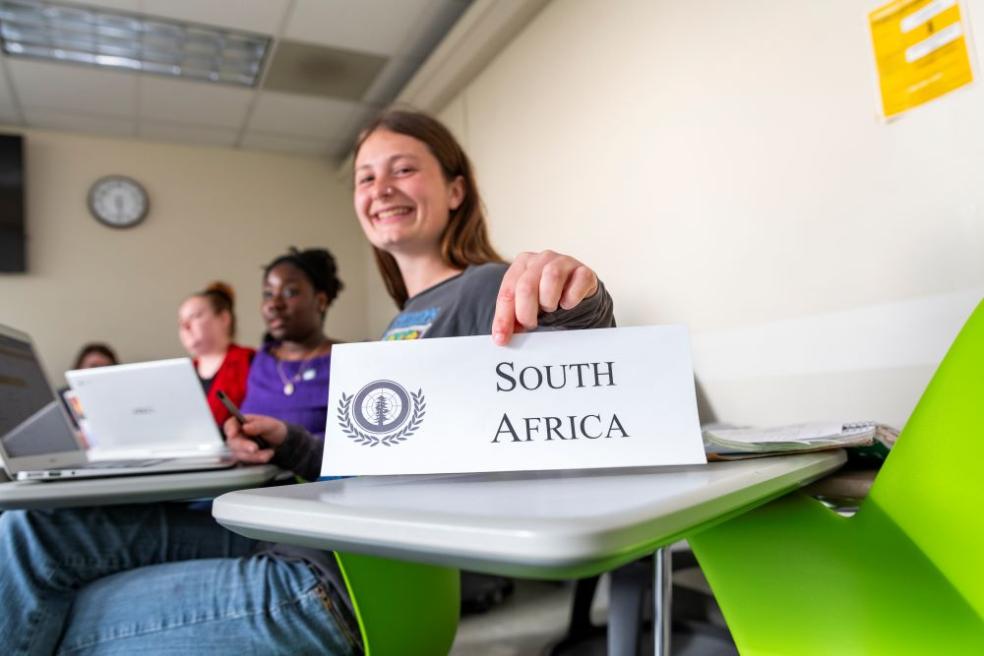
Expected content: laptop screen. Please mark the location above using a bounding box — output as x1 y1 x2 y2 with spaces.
0 331 80 458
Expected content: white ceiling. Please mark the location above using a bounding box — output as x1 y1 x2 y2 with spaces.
0 0 472 159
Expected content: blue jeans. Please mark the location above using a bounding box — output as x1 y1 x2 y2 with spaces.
0 504 361 655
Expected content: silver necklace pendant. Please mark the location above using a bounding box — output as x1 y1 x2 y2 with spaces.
283 382 295 396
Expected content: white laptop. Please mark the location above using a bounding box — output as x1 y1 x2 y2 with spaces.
0 323 235 481
66 358 232 460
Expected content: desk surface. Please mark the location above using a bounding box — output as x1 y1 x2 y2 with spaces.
0 465 281 510
214 452 845 579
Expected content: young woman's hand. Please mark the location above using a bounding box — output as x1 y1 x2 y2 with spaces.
492 250 598 345
223 414 288 464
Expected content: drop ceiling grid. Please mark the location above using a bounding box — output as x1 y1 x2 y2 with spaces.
140 0 291 36
137 120 239 147
8 58 138 119
240 131 344 158
284 0 436 57
131 0 294 153
25 106 137 136
0 0 474 155
137 77 255 128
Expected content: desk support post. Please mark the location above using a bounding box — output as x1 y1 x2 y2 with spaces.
606 548 673 656
654 547 672 656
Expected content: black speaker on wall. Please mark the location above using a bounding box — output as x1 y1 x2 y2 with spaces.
0 133 25 273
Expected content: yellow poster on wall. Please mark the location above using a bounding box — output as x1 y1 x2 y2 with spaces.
869 0 974 118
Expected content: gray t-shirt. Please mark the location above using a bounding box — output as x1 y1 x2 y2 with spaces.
381 262 615 341
278 262 615 480
266 262 615 626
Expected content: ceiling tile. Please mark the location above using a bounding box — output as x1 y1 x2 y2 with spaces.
0 0 469 154
240 131 338 157
137 120 239 147
247 91 358 139
24 107 135 137
263 40 387 102
285 0 436 57
7 59 137 117
138 77 253 128
141 0 290 35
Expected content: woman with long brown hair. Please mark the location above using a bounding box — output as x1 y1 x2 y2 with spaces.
0 110 613 653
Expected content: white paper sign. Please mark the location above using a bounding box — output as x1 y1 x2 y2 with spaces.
322 326 706 476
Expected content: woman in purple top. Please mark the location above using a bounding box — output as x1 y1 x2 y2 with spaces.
240 247 343 438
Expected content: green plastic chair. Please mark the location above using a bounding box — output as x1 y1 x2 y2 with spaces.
688 299 984 655
334 552 460 655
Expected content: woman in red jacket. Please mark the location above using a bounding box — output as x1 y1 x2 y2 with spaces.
177 281 255 424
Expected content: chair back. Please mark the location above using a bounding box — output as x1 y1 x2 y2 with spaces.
867 298 984 619
334 551 460 656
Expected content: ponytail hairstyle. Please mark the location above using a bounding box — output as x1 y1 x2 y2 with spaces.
263 247 345 323
196 281 237 339
353 110 504 308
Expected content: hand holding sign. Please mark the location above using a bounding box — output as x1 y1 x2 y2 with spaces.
492 250 599 346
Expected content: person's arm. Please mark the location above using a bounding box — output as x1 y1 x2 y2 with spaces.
273 423 325 481
491 250 613 344
224 414 325 481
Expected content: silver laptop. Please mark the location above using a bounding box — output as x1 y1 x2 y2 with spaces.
0 323 235 481
66 358 232 460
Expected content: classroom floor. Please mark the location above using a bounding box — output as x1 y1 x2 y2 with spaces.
450 569 739 656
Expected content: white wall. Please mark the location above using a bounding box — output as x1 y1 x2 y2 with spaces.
8 2 976 427
375 0 984 427
0 129 370 385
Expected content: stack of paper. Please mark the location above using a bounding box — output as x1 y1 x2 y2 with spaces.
702 421 899 460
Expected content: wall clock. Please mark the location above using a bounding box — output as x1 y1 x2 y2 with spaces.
87 175 149 229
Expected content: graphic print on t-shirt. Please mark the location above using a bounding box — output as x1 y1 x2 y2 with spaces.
382 307 440 341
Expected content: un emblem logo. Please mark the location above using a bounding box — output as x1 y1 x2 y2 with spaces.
337 380 426 447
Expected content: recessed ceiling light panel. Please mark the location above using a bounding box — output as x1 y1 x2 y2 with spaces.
0 0 270 86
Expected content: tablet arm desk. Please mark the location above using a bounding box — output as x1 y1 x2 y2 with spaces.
214 453 845 655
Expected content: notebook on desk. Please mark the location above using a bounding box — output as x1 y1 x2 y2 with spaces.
0 324 235 481
702 421 898 460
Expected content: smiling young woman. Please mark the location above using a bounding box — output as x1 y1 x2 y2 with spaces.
353 112 503 312
354 128 465 258
0 110 614 655
222 110 616 646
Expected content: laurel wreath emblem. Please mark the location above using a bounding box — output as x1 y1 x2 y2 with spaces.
337 389 426 447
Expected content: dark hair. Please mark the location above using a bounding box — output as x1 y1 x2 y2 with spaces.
191 281 238 339
73 343 118 369
263 247 345 309
353 109 504 308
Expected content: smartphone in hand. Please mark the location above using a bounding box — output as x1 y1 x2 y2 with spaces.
216 390 270 450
